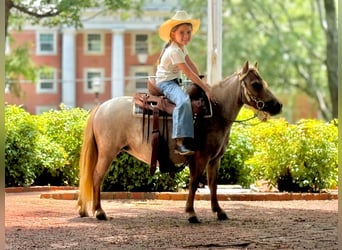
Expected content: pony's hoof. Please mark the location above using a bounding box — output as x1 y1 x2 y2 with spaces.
96 211 107 220
79 210 89 217
188 216 201 224
217 212 229 221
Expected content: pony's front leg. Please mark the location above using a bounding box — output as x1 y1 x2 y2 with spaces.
185 157 206 223
185 176 201 223
207 160 228 221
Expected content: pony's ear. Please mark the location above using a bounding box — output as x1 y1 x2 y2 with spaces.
254 62 258 69
242 61 249 74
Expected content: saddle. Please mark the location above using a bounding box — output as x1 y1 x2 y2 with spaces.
133 78 211 176
134 79 208 117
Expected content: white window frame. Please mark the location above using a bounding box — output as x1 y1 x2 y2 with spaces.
132 33 150 55
135 72 149 92
36 69 57 93
36 105 58 115
83 68 105 94
129 66 154 93
84 33 104 54
36 31 57 55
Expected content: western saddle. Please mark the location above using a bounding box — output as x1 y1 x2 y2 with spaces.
133 78 210 175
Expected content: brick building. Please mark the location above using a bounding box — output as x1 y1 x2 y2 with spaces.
5 1 319 121
5 1 177 114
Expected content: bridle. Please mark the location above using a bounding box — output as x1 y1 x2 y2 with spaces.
239 70 266 111
226 69 269 124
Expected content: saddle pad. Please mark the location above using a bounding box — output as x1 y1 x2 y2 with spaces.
133 103 212 118
132 92 212 119
133 103 172 119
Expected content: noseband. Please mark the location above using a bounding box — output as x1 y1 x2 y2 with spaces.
239 70 265 111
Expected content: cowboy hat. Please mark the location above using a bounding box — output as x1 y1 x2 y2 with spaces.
158 10 200 42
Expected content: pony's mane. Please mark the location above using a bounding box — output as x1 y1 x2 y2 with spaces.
216 71 240 88
213 66 262 91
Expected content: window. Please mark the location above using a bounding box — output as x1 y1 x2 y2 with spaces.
135 34 149 54
37 32 56 54
86 34 103 54
87 71 101 90
135 72 148 91
37 69 56 93
36 106 57 114
127 66 153 96
84 69 104 93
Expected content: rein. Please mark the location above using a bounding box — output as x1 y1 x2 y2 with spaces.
232 112 258 123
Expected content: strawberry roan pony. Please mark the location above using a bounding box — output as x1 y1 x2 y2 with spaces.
77 61 282 223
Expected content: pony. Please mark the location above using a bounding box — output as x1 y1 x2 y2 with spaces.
77 61 282 223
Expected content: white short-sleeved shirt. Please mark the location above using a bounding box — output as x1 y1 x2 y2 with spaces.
156 42 188 83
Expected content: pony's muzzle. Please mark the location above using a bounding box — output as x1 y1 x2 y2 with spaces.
265 100 282 116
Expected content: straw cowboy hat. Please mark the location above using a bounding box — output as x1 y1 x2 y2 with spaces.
158 10 200 42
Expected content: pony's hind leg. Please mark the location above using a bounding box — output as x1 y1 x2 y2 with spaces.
77 197 89 217
92 155 114 220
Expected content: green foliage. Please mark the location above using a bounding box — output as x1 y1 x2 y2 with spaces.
5 45 38 97
33 136 69 185
218 107 268 188
5 105 337 193
39 105 88 185
219 129 254 188
33 105 88 185
102 152 189 192
5 104 188 190
5 104 88 187
246 118 338 192
5 105 39 186
181 0 337 120
285 119 338 191
8 0 144 31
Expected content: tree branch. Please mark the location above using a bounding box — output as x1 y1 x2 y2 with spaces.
12 2 60 18
315 0 327 32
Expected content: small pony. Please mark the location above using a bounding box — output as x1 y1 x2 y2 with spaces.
77 61 282 223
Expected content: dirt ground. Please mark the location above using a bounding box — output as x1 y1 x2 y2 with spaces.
5 192 338 250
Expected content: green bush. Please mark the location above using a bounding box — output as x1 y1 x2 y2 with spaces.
5 104 87 187
5 104 338 193
217 107 263 188
33 136 69 185
247 119 338 192
5 105 39 186
34 105 88 186
102 152 189 192
219 130 254 187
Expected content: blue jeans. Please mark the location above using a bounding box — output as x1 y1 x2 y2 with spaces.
157 80 194 139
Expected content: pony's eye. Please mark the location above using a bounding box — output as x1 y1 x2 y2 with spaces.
252 82 263 91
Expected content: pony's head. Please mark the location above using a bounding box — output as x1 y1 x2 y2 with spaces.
239 61 282 118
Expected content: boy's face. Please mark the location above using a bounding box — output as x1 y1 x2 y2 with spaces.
171 24 193 47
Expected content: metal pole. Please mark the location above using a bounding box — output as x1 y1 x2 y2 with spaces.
207 0 222 85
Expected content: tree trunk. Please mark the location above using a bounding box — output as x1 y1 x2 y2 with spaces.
323 0 338 119
5 0 13 37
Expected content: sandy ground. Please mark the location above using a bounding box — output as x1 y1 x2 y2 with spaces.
5 192 338 249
